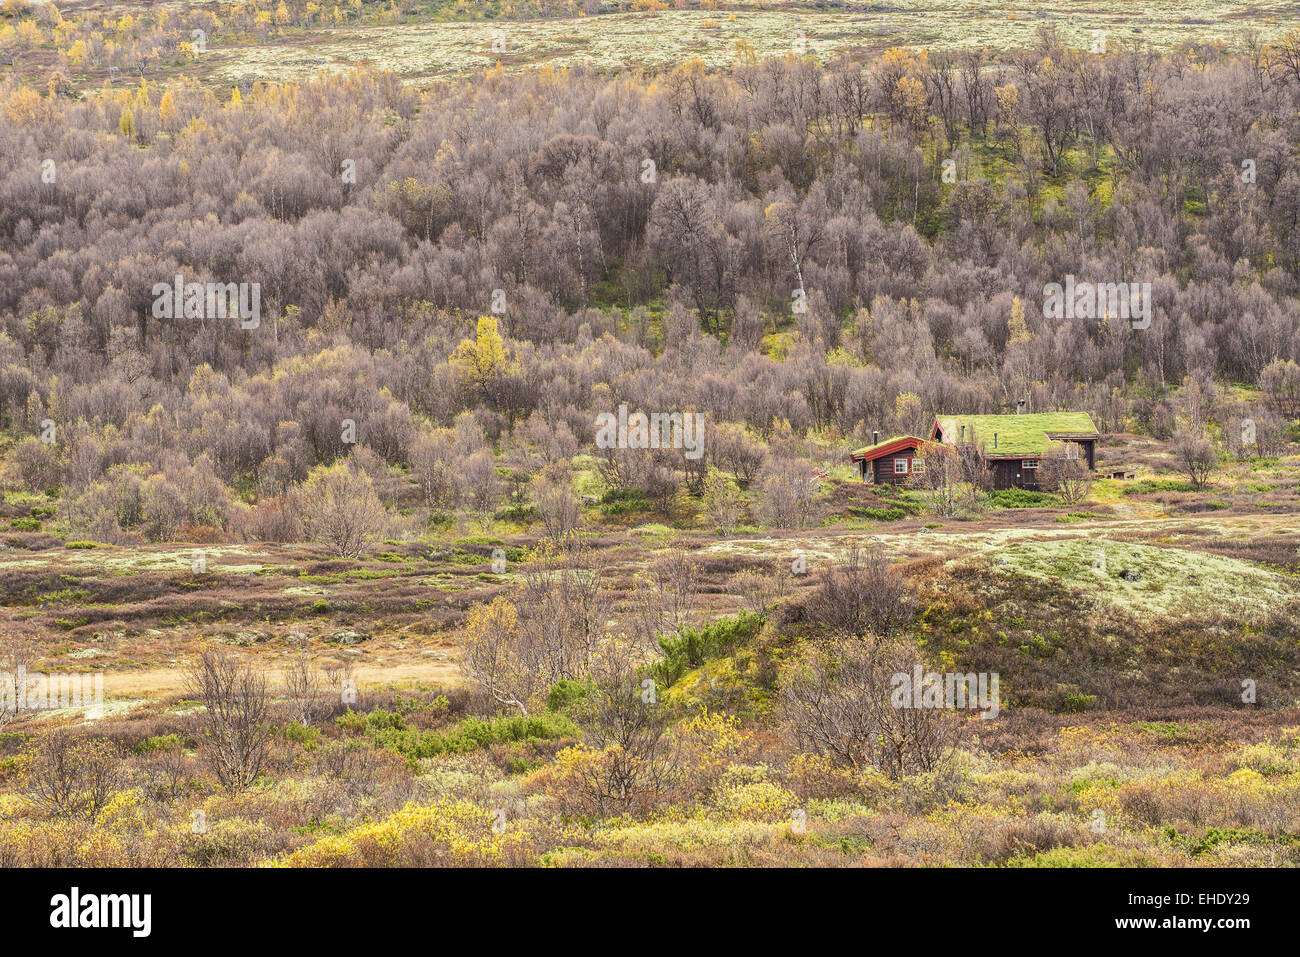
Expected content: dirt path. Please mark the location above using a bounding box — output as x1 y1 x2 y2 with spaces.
98 657 464 701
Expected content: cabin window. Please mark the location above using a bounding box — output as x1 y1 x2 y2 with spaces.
894 459 909 474
911 458 925 473
1022 458 1039 470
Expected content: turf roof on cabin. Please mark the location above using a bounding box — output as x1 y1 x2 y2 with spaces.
849 435 924 458
932 412 1099 456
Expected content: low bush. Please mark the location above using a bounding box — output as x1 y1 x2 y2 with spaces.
1122 479 1198 495
651 612 765 688
985 489 1060 508
847 506 907 522
347 709 579 761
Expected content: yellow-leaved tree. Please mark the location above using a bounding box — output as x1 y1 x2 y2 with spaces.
1005 295 1036 406
892 390 925 437
299 459 388 558
450 316 515 410
158 89 175 126
459 596 535 715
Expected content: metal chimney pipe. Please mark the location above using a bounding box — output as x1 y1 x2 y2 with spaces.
873 430 879 445
994 432 998 449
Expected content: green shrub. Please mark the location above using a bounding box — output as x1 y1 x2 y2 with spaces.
1123 479 1197 495
1133 721 1188 738
847 506 906 522
283 721 322 748
423 713 576 754
134 734 183 754
1058 693 1097 713
547 679 591 712
426 511 455 531
335 709 367 733
347 709 578 760
362 708 407 732
651 611 765 688
986 489 1060 508
393 693 449 717
600 488 648 515
1163 825 1294 856
504 755 536 774
1009 844 1145 867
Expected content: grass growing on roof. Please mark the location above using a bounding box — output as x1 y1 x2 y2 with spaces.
933 412 1098 456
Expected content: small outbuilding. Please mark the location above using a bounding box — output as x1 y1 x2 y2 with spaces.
848 433 929 485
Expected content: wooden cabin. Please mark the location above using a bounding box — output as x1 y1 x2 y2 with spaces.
851 413 1100 490
848 433 929 485
930 412 1099 490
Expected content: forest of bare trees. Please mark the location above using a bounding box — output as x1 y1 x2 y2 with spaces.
3 28 1300 541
